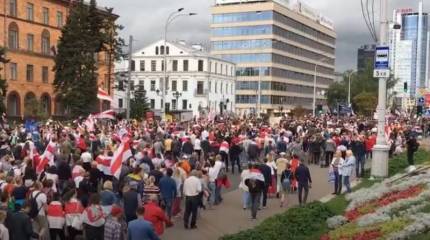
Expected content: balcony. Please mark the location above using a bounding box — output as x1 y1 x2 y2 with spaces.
194 89 208 97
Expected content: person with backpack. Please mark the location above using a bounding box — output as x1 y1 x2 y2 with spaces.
280 163 293 207
244 164 265 220
29 181 49 239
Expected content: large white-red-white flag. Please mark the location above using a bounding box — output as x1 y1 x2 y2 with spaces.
97 88 113 102
94 109 116 120
110 136 132 179
36 141 57 173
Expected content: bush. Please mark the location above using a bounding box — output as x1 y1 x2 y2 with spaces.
220 202 334 240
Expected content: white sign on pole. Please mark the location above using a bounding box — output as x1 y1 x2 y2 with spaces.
374 46 390 78
373 69 390 78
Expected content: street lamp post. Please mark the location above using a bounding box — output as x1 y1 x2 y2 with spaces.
163 9 196 120
371 0 390 178
126 35 133 120
348 71 355 106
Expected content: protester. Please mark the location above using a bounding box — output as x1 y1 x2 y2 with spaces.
128 206 159 240
295 159 312 206
342 150 356 193
104 205 127 240
280 163 293 207
183 170 202 229
245 164 265 220
331 151 344 195
159 168 177 219
144 195 172 236
82 194 105 240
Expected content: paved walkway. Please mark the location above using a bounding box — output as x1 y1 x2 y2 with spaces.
163 165 333 240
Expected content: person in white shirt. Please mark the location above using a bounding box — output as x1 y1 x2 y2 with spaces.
183 170 202 229
207 158 223 207
31 181 49 239
194 138 202 161
0 210 8 240
239 164 251 209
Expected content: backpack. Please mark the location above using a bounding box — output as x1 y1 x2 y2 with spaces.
28 191 42 218
217 167 226 180
282 171 291 192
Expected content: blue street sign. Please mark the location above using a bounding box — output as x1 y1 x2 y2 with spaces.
374 46 390 70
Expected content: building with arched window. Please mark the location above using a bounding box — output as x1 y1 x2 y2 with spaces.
0 0 118 119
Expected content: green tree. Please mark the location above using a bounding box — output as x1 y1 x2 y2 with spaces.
54 0 122 117
0 47 8 114
353 92 377 116
326 81 347 107
130 87 150 119
24 98 48 120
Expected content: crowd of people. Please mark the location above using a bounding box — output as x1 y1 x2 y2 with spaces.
0 114 423 240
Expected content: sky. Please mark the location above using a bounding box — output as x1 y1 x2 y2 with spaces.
98 0 429 72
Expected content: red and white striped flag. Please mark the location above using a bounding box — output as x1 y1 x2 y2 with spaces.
97 88 113 102
94 109 116 120
96 155 112 175
37 141 57 173
110 136 132 179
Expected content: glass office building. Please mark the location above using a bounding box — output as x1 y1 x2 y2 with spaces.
211 0 336 115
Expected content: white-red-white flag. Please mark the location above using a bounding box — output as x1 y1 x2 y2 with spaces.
110 136 132 179
96 155 112 175
36 141 57 173
94 109 116 120
97 88 113 102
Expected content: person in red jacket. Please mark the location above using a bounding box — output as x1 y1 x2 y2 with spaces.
365 133 377 160
143 195 172 236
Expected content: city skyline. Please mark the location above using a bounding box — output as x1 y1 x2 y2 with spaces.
99 0 430 72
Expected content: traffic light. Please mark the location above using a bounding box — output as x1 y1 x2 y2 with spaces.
417 105 423 116
403 82 408 93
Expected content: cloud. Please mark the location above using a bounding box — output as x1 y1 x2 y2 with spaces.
99 0 429 72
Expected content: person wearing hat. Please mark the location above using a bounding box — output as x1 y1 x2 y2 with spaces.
104 205 126 240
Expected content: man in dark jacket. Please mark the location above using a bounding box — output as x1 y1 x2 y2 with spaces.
229 142 242 174
159 168 177 220
182 138 194 156
406 132 420 166
9 204 36 240
295 160 312 206
245 165 265 220
258 161 272 208
277 135 287 154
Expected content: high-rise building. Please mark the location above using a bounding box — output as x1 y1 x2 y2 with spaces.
390 2 429 99
210 0 336 115
357 44 376 73
0 0 117 118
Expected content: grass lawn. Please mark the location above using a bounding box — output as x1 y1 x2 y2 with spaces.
221 149 430 240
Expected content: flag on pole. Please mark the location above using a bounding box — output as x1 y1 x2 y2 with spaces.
36 141 57 173
93 109 116 120
110 136 132 179
97 88 113 102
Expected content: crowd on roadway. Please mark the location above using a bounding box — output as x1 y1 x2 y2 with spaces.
0 114 424 239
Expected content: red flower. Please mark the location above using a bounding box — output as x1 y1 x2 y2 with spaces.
320 234 330 240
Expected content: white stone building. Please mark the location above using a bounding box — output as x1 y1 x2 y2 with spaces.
114 39 236 118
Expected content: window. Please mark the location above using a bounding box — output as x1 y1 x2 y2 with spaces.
209 81 212 92
138 80 144 87
9 0 17 17
221 83 223 94
172 99 177 110
183 60 189 71
166 46 169 55
118 99 123 108
27 34 34 51
215 82 217 93
131 60 135 71
155 47 159 55
198 60 204 72
150 99 155 109
9 63 17 80
42 66 49 83
182 100 187 110
43 8 49 25
197 81 204 95
26 65 34 82
160 46 164 55
182 80 188 91
161 60 164 71
8 23 18 50
215 63 218 74
118 80 124 91
130 81 134 91
150 80 156 91
172 60 178 72
41 30 50 55
26 3 34 21
151 60 156 71
172 80 177 91
139 60 145 71
56 11 63 28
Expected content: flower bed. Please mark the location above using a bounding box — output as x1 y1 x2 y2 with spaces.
323 172 430 240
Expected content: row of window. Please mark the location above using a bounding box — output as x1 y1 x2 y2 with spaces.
9 62 49 83
272 53 334 75
131 59 235 76
236 95 317 105
212 25 272 37
213 11 273 24
211 39 272 50
273 26 335 54
273 12 335 45
212 11 335 45
211 39 334 64
155 45 170 55
235 67 333 86
9 0 64 28
8 22 52 55
235 81 325 94
125 79 235 95
217 53 272 63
